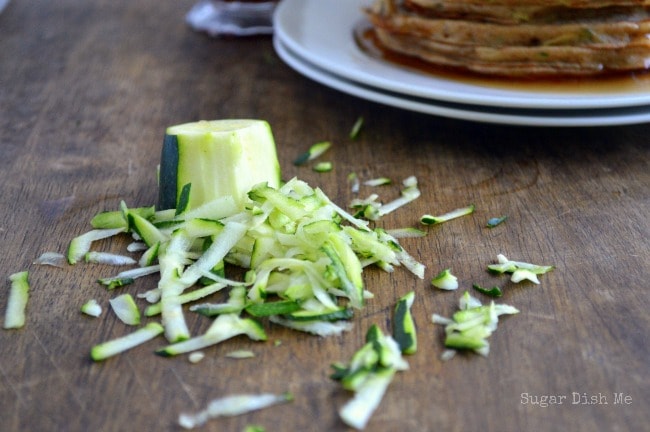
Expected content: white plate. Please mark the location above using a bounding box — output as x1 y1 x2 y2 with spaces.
274 36 650 126
273 0 650 110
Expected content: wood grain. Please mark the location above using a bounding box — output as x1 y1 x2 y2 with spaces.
0 1 648 431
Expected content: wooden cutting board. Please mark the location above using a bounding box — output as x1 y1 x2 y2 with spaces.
0 1 648 431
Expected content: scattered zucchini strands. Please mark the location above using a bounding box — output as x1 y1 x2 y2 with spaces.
331 324 408 430
487 254 554 284
57 127 424 415
8 120 438 431
349 176 420 221
376 176 420 218
432 292 519 357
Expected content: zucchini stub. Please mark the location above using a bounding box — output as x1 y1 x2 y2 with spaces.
158 120 281 212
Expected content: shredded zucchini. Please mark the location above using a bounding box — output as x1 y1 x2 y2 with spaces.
3 271 30 329
363 177 391 187
67 228 125 264
67 174 424 363
487 254 554 284
85 251 137 266
293 141 331 166
109 293 141 325
156 314 266 357
393 291 417 354
349 116 364 139
91 322 164 361
348 172 360 193
312 161 333 172
431 268 459 290
225 349 255 359
331 324 408 430
472 284 503 298
80 299 103 317
420 204 475 226
432 292 519 357
178 392 293 430
33 252 66 267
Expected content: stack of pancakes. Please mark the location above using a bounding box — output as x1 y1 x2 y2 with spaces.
365 0 650 77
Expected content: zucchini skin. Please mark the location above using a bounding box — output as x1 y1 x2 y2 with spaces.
158 133 179 210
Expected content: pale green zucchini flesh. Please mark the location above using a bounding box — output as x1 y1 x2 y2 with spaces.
158 120 281 212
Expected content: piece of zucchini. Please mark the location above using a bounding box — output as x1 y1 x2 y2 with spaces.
393 291 416 354
145 282 227 317
487 253 554 284
420 204 475 226
431 268 459 290
432 292 519 357
322 234 364 310
80 299 103 317
178 392 293 430
90 322 164 361
244 299 301 317
349 116 364 140
156 313 267 357
331 324 408 430
158 120 281 211
67 227 125 265
293 141 331 166
109 293 141 325
3 271 30 329
189 285 247 317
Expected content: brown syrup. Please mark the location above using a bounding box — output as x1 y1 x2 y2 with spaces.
353 22 650 95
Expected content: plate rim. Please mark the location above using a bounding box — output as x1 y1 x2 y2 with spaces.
274 36 650 127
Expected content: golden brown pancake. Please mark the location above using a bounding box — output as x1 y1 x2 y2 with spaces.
366 0 650 76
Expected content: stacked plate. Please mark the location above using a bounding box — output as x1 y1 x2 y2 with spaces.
273 0 650 127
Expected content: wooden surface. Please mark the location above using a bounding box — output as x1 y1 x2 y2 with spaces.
1 1 648 431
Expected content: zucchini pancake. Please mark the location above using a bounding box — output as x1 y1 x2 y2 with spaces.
365 0 650 77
